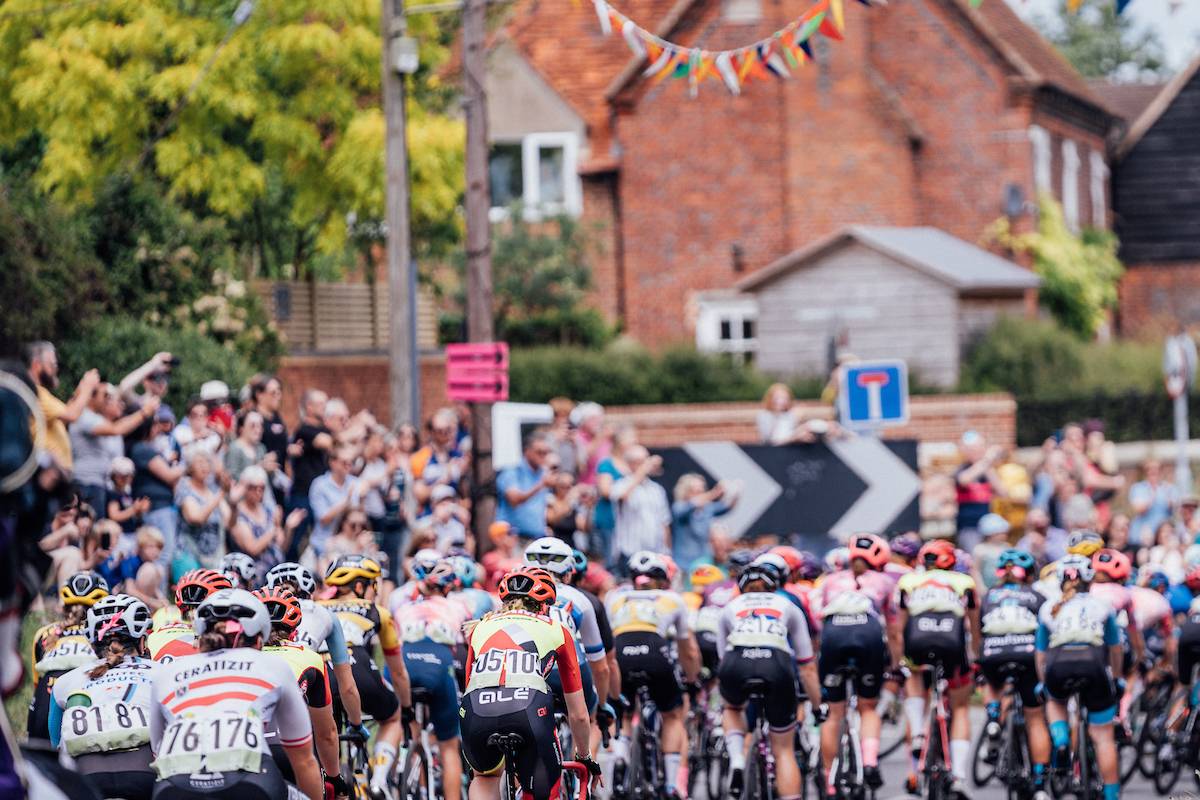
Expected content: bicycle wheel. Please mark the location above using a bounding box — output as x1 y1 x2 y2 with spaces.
970 724 996 788
707 735 729 800
744 739 762 800
1000 711 1029 800
397 745 429 800
1077 714 1094 800
835 730 859 800
1154 734 1183 794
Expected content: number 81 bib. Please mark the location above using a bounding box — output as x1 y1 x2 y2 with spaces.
62 702 151 756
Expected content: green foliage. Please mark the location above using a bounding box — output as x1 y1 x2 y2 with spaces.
984 196 1123 337
1017 391 1200 447
1043 0 1165 78
58 318 255 412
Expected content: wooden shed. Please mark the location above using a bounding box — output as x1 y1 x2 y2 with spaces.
734 226 1040 387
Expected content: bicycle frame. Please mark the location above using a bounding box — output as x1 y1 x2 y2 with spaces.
995 675 1028 793
746 685 776 800
829 671 866 800
916 665 953 798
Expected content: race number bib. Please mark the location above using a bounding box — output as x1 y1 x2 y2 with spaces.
549 602 579 635
153 711 264 778
36 639 96 674
467 648 547 693
62 702 151 756
728 612 788 650
401 619 456 646
820 592 875 620
982 604 1039 636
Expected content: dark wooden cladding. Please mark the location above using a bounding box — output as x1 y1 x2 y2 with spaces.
1114 69 1200 264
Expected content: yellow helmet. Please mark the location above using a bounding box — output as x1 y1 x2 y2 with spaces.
324 554 383 587
60 572 109 607
1066 530 1104 558
689 564 726 589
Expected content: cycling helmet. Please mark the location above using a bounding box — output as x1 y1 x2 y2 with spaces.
752 553 790 586
409 548 442 580
60 571 110 607
523 537 574 577
194 588 271 641
1092 548 1131 582
996 548 1036 573
1056 554 1095 585
175 569 233 610
253 587 303 633
728 549 757 574
889 533 923 562
689 564 726 589
220 553 257 588
848 534 890 570
737 564 780 594
1143 568 1170 592
796 551 823 582
570 549 589 578
628 551 670 581
324 554 383 587
265 562 317 598
1186 565 1200 593
450 555 479 588
918 539 956 571
953 549 973 575
770 546 803 580
498 566 557 608
661 554 680 584
1066 530 1104 557
824 547 850 572
424 561 460 592
86 594 151 645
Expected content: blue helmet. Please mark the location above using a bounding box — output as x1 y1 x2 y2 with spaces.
1143 568 1170 593
997 548 1036 573
729 549 757 574
570 549 588 577
450 556 478 588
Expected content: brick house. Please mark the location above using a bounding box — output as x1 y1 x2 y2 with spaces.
484 0 1112 360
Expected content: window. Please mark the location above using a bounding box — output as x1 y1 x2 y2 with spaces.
723 0 761 23
696 296 758 364
1029 125 1051 195
488 132 581 220
1090 149 1108 229
1062 139 1080 232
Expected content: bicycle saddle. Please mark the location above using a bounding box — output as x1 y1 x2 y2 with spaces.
488 732 526 751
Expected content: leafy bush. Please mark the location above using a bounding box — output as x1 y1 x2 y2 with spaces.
1016 391 1196 446
58 318 255 412
441 308 617 349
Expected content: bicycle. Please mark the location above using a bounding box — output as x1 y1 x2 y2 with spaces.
488 732 593 800
969 667 1029 800
910 663 954 800
742 677 777 800
1122 666 1175 781
338 727 375 800
612 673 664 800
685 684 727 800
825 663 872 800
1047 677 1103 800
395 690 460 800
1152 666 1200 794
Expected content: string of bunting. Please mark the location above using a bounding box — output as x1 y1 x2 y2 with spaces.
589 0 868 97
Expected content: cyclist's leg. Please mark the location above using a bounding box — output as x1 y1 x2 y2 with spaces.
818 699 846 783
513 694 563 800
1081 661 1121 800
351 646 402 791
645 637 687 794
853 621 886 774
948 675 973 783
1016 666 1051 794
410 641 465 796
762 652 801 798
817 623 848 781
717 649 752 786
460 692 505 800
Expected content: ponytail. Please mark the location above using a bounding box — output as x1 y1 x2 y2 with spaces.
267 628 291 647
1051 578 1079 618
87 638 130 680
502 596 545 615
64 605 88 627
197 628 262 652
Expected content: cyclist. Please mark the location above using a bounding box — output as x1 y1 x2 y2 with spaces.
451 554 499 620
461 566 599 800
390 548 443 612
264 562 366 746
1035 554 1123 800
320 554 414 796
811 534 899 795
894 538 981 799
1089 548 1144 723
977 548 1051 800
29 571 110 741
566 548 621 721
253 587 344 798
148 569 232 662
1131 567 1175 674
607 551 700 799
48 594 156 800
685 563 727 680
886 533 922 583
220 552 258 590
148 588 323 800
717 559 823 800
821 547 850 579
398 560 470 799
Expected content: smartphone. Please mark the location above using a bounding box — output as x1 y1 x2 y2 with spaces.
167 356 182 367
99 532 112 550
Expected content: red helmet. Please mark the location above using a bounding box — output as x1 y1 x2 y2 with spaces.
499 566 557 609
770 546 803 580
253 587 303 633
660 554 679 583
1186 566 1200 593
176 569 233 610
848 534 890 570
918 539 956 571
1092 548 1131 582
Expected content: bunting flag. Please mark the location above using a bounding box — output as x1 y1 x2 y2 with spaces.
589 0 869 97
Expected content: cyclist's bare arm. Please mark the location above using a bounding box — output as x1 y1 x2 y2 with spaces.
309 703 341 782
1127 619 1145 666
565 688 593 757
797 659 822 706
384 647 413 707
1109 643 1123 678
678 633 701 684
285 740 325 800
607 650 621 698
589 650 610 709
333 662 365 726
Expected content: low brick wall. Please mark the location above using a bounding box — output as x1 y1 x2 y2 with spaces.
275 353 449 429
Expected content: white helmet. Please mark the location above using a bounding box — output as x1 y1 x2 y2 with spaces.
523 537 574 576
1186 544 1200 568
824 547 850 572
265 562 317 598
628 550 669 580
221 553 257 587
194 588 271 641
1057 554 1096 584
86 594 152 645
410 549 443 580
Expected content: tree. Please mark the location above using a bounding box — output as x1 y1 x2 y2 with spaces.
0 0 463 268
1044 0 1165 79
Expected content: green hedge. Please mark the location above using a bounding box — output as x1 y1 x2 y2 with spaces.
1016 391 1198 447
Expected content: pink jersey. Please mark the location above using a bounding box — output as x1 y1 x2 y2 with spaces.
396 595 471 647
1130 586 1172 632
1089 583 1139 632
811 569 896 624
882 563 911 593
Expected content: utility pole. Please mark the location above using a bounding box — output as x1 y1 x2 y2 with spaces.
383 0 421 427
462 0 496 538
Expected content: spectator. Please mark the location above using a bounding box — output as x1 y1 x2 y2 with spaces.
1179 496 1200 543
249 375 289 479
105 457 148 538
173 397 222 466
70 383 157 513
671 473 739 572
417 484 471 552
757 383 798 445
1081 421 1124 526
1017 507 1067 568
972 513 1012 589
319 510 377 576
611 445 671 570
480 521 521 591
229 465 301 584
175 452 229 572
1104 512 1134 557
288 388 333 558
1140 519 1185 585
377 425 418 569
110 526 167 611
200 380 235 438
594 426 638 565
1130 459 1178 548
411 407 466 515
23 341 100 472
546 462 594 548
130 417 184 575
308 447 365 562
572 401 611 484
1061 493 1097 534
359 427 394 535
117 352 175 412
224 410 276 485
547 397 580 478
954 430 1005 552
38 495 85 588
496 431 553 541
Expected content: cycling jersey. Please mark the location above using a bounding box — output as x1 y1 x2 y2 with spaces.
148 621 196 663
716 591 814 662
50 656 157 754
264 643 331 709
291 599 349 666
401 595 469 741
464 609 581 696
811 569 896 624
548 583 606 663
606 589 690 639
28 622 94 741
895 569 977 618
454 587 499 620
1177 595 1200 684
896 569 977 679
1130 586 1173 657
978 582 1044 708
151 606 182 629
387 580 423 615
398 595 470 648
319 597 402 657
1036 594 1120 717
1036 593 1119 651
1089 583 1139 635
813 570 895 702
701 580 738 609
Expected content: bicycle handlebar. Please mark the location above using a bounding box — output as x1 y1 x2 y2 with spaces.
562 761 600 800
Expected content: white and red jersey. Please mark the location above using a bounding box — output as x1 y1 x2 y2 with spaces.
1130 586 1173 637
150 647 313 756
811 569 897 625
717 591 814 662
388 580 423 617
397 594 471 647
1089 582 1140 634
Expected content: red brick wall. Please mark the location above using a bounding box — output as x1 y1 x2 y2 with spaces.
581 174 622 322
275 354 450 429
1119 261 1200 335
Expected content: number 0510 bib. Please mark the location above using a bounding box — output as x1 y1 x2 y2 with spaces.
153 710 265 778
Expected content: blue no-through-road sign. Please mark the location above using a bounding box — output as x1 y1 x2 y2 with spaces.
838 359 909 429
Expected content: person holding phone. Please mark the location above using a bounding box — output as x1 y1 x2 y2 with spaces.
496 431 555 541
611 445 672 576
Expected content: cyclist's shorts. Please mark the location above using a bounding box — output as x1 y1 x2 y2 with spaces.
979 648 1041 709
904 613 968 686
547 650 597 714
615 632 684 713
1176 627 1200 685
460 688 563 800
350 644 400 723
1044 647 1117 717
818 616 886 703
27 671 63 742
152 758 306 800
75 747 155 800
717 647 798 732
404 640 461 741
697 630 720 678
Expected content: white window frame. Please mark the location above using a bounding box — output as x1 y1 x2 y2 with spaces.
1089 148 1109 229
1029 125 1051 195
695 297 759 363
488 132 582 221
1062 139 1080 232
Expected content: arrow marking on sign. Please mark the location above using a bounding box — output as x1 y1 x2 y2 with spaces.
826 437 921 537
682 442 782 540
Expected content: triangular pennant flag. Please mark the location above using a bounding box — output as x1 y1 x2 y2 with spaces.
819 11 844 40
782 42 800 69
759 43 790 77
593 0 612 35
797 12 824 43
830 0 845 32
622 19 647 57
715 51 740 95
798 38 814 59
736 50 756 81
801 0 830 23
696 51 715 82
644 45 673 76
688 49 702 97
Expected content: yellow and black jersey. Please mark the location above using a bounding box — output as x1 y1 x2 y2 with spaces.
319 596 401 657
266 642 332 708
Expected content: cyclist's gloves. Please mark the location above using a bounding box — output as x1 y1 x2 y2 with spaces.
813 703 829 724
327 774 352 798
345 722 372 743
596 703 617 730
574 752 603 779
1115 677 1127 694
400 705 417 726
